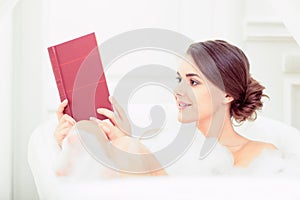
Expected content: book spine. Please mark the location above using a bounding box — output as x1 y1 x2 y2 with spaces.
48 47 72 117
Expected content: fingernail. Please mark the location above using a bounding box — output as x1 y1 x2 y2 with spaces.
97 108 103 113
63 99 68 103
89 117 97 121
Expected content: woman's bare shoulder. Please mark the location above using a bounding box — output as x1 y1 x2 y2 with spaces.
247 140 277 150
234 140 277 167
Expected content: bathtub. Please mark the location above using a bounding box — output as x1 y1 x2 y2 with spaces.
28 108 300 200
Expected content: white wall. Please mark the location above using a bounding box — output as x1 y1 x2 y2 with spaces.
11 0 44 199
3 0 300 199
43 0 249 113
243 0 300 126
0 3 13 200
43 0 185 115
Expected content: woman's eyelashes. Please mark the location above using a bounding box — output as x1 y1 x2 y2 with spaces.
176 76 200 86
190 79 199 86
175 76 182 83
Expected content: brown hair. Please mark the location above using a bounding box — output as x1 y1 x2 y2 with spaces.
187 40 267 122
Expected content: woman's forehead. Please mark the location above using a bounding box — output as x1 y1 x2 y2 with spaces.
178 58 203 77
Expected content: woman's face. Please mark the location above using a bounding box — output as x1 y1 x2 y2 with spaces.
174 56 225 124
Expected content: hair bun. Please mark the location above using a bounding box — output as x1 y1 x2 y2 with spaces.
231 77 267 122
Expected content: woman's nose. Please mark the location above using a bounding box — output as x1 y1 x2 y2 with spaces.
174 81 185 96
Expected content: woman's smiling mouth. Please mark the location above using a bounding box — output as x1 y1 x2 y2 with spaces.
177 101 192 110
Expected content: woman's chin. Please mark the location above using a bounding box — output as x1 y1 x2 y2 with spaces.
177 114 195 123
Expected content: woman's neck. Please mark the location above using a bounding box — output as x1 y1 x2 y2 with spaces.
197 115 248 147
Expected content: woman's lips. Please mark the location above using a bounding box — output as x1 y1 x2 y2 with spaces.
177 101 192 110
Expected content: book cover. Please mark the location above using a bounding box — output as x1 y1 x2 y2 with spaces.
48 33 113 121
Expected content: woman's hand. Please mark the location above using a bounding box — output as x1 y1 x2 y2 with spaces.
92 96 167 176
54 99 76 148
95 96 132 140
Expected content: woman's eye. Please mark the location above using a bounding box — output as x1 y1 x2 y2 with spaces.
190 79 199 86
175 76 182 83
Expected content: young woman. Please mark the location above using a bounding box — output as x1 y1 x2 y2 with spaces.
54 40 277 176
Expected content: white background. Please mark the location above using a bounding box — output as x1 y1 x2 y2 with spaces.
0 0 300 199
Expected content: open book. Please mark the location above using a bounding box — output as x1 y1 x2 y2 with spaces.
48 33 113 121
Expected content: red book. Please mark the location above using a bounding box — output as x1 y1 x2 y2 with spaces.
48 33 113 121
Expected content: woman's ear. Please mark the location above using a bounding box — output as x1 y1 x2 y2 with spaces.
224 94 234 104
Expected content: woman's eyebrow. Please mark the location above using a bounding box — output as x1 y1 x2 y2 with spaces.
185 73 201 78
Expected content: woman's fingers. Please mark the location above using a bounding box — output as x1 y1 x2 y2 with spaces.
54 125 74 148
56 99 69 120
84 117 108 141
108 96 131 134
97 108 130 134
54 113 75 149
90 117 114 140
90 117 124 140
57 121 73 132
109 96 126 120
97 108 118 125
100 124 113 140
59 114 76 125
102 122 126 140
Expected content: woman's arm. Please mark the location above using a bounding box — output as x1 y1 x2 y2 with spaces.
53 99 79 176
93 96 167 176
